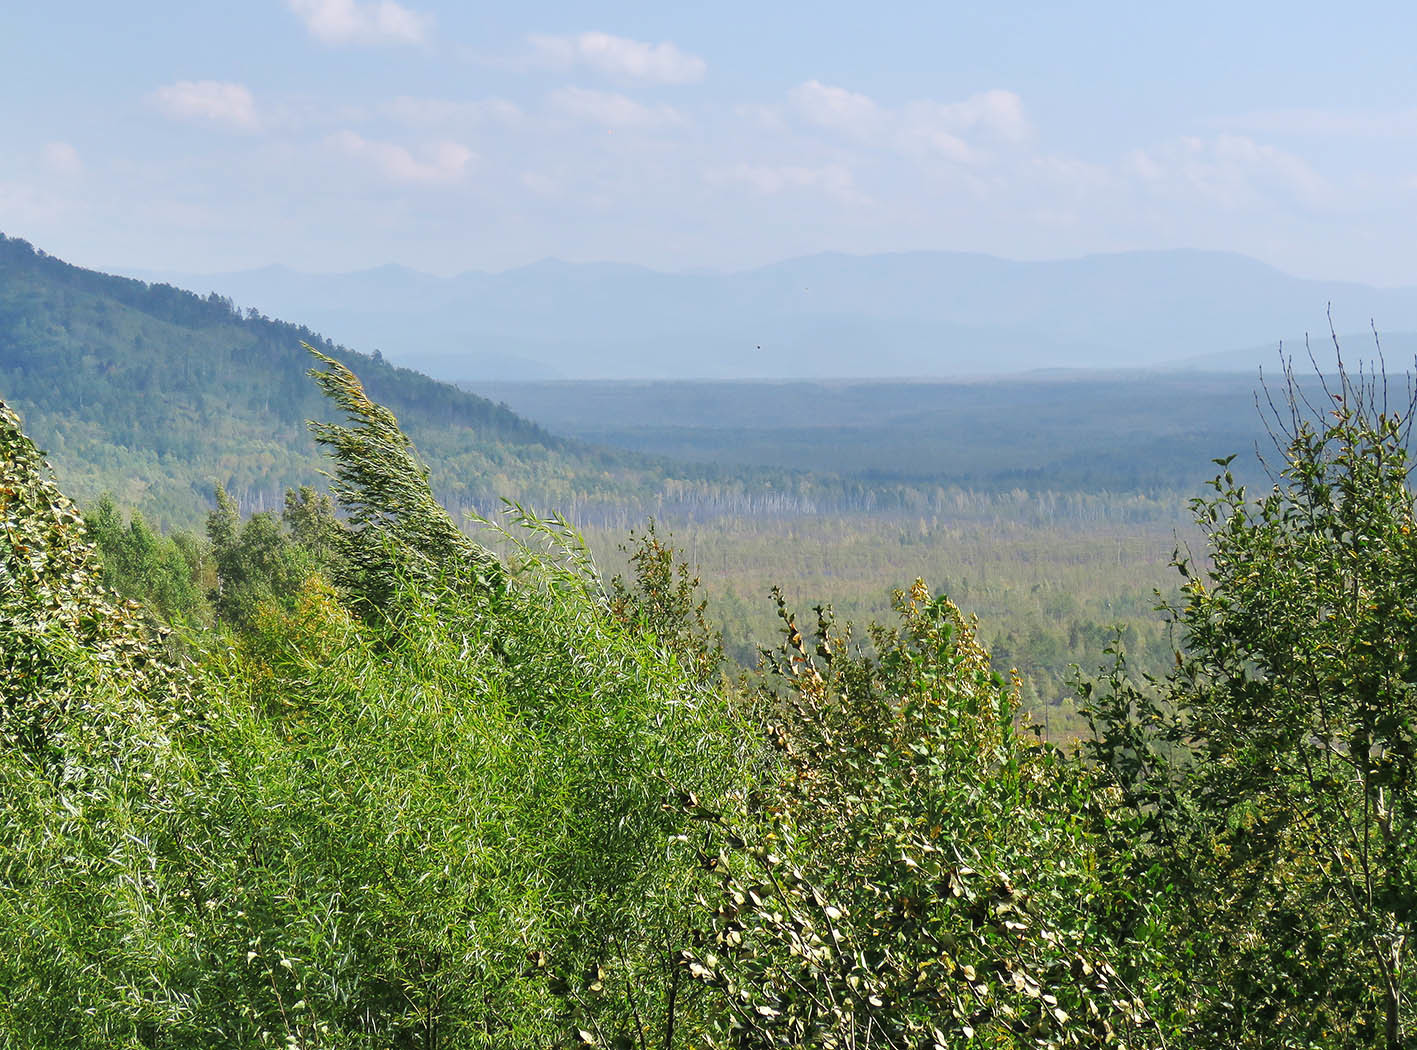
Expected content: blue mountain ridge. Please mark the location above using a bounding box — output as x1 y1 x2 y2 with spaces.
120 249 1417 381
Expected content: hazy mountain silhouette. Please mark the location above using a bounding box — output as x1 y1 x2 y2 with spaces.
125 249 1417 381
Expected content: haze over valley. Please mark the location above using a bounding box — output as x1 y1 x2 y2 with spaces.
129 248 1417 380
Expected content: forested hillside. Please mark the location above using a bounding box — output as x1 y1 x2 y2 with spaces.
0 234 552 523
14 234 1074 533
1 234 838 529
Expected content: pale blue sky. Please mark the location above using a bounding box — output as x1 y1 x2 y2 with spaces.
5 1 1417 282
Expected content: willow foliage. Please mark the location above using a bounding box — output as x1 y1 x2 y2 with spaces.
305 346 503 609
0 357 753 1048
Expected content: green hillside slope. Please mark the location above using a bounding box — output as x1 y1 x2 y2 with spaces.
0 234 755 527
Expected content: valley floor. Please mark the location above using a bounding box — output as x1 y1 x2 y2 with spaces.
577 509 1191 739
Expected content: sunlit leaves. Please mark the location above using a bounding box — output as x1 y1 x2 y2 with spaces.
676 583 1160 1048
1085 357 1417 1047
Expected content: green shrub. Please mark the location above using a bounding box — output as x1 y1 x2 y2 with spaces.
661 584 1159 1048
1083 358 1417 1047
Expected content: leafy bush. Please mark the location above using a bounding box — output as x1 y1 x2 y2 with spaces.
0 396 198 1045
670 584 1159 1049
84 493 211 625
1084 357 1417 1047
610 519 724 683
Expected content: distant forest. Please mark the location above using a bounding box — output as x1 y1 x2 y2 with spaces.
1 231 1254 535
470 373 1300 494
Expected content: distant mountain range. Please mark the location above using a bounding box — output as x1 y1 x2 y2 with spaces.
124 249 1417 381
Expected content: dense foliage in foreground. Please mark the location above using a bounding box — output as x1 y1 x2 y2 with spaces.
3 350 1415 1047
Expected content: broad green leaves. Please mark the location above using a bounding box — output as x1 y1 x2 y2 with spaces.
1085 361 1417 1047
674 584 1160 1048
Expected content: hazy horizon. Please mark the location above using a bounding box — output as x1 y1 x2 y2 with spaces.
8 2 1417 285
107 245 1417 290
48 237 1405 382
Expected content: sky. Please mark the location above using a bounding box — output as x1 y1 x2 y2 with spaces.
5 1 1417 284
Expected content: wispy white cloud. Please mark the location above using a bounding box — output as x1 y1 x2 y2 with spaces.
1029 154 1114 193
733 102 788 131
528 32 706 83
548 86 684 129
151 81 260 131
902 90 1030 145
327 131 473 184
378 96 523 127
287 0 431 46
42 142 82 177
789 81 880 136
707 162 864 203
785 81 1028 163
895 120 978 164
1127 134 1329 208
